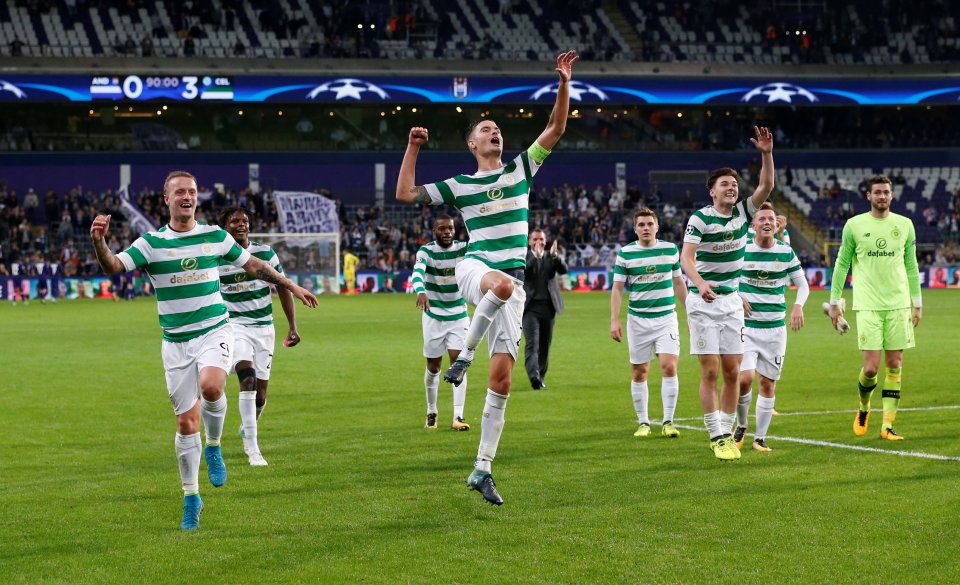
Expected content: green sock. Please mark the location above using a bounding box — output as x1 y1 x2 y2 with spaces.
858 369 878 411
882 367 902 430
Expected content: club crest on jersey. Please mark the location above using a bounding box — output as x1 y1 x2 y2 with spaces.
487 188 504 200
697 337 706 349
502 174 517 186
181 257 199 270
201 243 214 255
891 227 901 239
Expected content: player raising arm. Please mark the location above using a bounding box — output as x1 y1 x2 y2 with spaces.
90 171 316 531
396 51 578 505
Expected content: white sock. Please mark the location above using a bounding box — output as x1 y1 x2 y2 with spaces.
630 380 649 424
737 391 752 429
477 389 508 465
239 390 259 453
661 376 679 422
756 395 776 440
424 368 439 414
201 394 227 446
463 290 508 359
719 411 736 436
704 410 722 439
175 432 201 495
452 374 467 420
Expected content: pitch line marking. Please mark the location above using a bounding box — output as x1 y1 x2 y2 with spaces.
670 424 960 462
672 404 960 423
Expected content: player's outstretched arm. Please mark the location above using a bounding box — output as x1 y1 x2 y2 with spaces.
396 127 431 205
89 214 125 275
243 256 318 308
610 280 624 342
748 126 775 209
276 285 301 347
535 51 579 151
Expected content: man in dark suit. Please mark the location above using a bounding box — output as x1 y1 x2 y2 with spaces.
523 228 567 389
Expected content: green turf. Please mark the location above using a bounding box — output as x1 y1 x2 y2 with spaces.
2 290 958 584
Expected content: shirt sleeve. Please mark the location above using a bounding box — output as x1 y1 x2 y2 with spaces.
830 221 855 302
116 237 150 272
423 178 458 207
612 251 627 283
903 219 922 306
683 216 703 246
222 231 252 267
672 247 682 277
411 249 428 294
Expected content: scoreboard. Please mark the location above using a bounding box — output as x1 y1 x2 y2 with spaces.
0 73 959 105
89 75 234 101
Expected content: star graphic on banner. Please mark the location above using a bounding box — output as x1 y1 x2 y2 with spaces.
741 82 819 104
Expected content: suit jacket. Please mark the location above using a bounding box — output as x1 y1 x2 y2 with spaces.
523 249 568 315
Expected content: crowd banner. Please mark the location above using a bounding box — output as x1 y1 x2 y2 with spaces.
273 191 339 234
117 184 158 235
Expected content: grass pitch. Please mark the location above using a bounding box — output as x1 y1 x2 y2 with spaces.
2 290 958 584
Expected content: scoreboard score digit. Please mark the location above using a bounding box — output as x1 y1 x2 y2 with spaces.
89 75 234 101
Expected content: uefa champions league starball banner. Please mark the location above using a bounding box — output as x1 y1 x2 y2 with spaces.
3 74 960 105
273 191 339 235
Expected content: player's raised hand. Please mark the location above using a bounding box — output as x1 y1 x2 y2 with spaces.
293 286 318 308
555 50 579 83
750 126 773 153
416 292 430 312
610 321 622 342
409 127 429 146
90 214 112 242
283 329 301 348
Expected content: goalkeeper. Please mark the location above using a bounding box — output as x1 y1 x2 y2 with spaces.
828 175 922 441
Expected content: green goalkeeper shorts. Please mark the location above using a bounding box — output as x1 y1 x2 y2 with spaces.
856 309 915 351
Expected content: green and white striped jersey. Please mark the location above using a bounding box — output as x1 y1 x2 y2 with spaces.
117 223 250 342
683 199 757 295
219 242 283 327
412 240 468 321
613 240 681 319
739 240 803 328
424 148 541 271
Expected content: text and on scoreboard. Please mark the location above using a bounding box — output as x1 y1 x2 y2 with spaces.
1 74 960 105
88 75 234 101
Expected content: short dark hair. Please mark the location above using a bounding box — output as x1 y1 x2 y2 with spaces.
706 167 740 190
434 214 454 227
866 175 892 190
465 120 482 141
218 206 252 227
634 207 658 223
